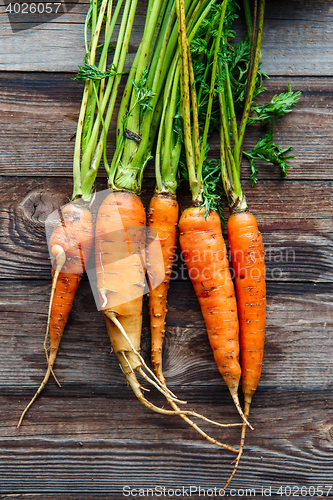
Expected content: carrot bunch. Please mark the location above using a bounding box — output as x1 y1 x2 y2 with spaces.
93 0 245 443
18 0 140 427
17 0 301 489
174 0 299 488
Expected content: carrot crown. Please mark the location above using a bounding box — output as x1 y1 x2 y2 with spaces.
72 0 139 201
174 0 233 209
216 0 300 213
106 0 220 195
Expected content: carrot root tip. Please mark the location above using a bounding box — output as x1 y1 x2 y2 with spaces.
107 312 187 404
231 393 254 430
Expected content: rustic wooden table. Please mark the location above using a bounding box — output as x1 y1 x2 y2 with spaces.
1 0 333 498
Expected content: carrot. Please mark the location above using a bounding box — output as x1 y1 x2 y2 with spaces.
173 0 252 429
228 211 266 410
179 207 251 425
222 210 266 489
17 201 94 427
214 0 282 488
147 192 179 383
98 0 187 413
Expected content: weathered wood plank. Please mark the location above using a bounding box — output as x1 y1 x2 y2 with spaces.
1 0 333 494
0 387 332 493
1 0 333 75
0 177 332 280
0 497 279 500
0 497 124 500
0 0 146 72
0 73 332 180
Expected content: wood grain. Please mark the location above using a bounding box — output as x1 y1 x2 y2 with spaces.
0 0 146 72
0 387 332 494
1 0 333 75
1 280 333 390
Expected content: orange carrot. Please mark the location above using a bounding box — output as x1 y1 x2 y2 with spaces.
223 210 266 488
147 192 179 384
17 201 94 427
228 211 266 411
179 206 251 428
214 0 268 487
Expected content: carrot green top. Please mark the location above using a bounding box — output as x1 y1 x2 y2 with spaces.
174 0 300 215
106 0 221 195
217 0 301 213
72 0 139 201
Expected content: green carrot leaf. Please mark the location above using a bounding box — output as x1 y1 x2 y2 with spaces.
248 84 301 126
244 129 295 185
202 159 224 219
74 62 118 81
227 39 267 110
132 68 156 113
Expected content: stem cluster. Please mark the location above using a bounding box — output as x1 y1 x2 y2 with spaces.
218 0 265 213
72 0 139 201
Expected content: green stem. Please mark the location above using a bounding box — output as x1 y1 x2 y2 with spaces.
220 125 232 203
224 61 240 172
156 0 217 195
80 0 134 183
243 0 252 38
72 0 109 200
196 0 227 194
109 0 216 195
218 87 237 191
115 46 141 149
121 0 180 170
159 62 181 193
122 0 167 158
125 0 208 173
146 0 177 91
176 0 198 200
81 0 138 199
72 80 90 199
238 0 265 158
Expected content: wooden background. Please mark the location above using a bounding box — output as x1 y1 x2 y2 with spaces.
0 0 333 498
